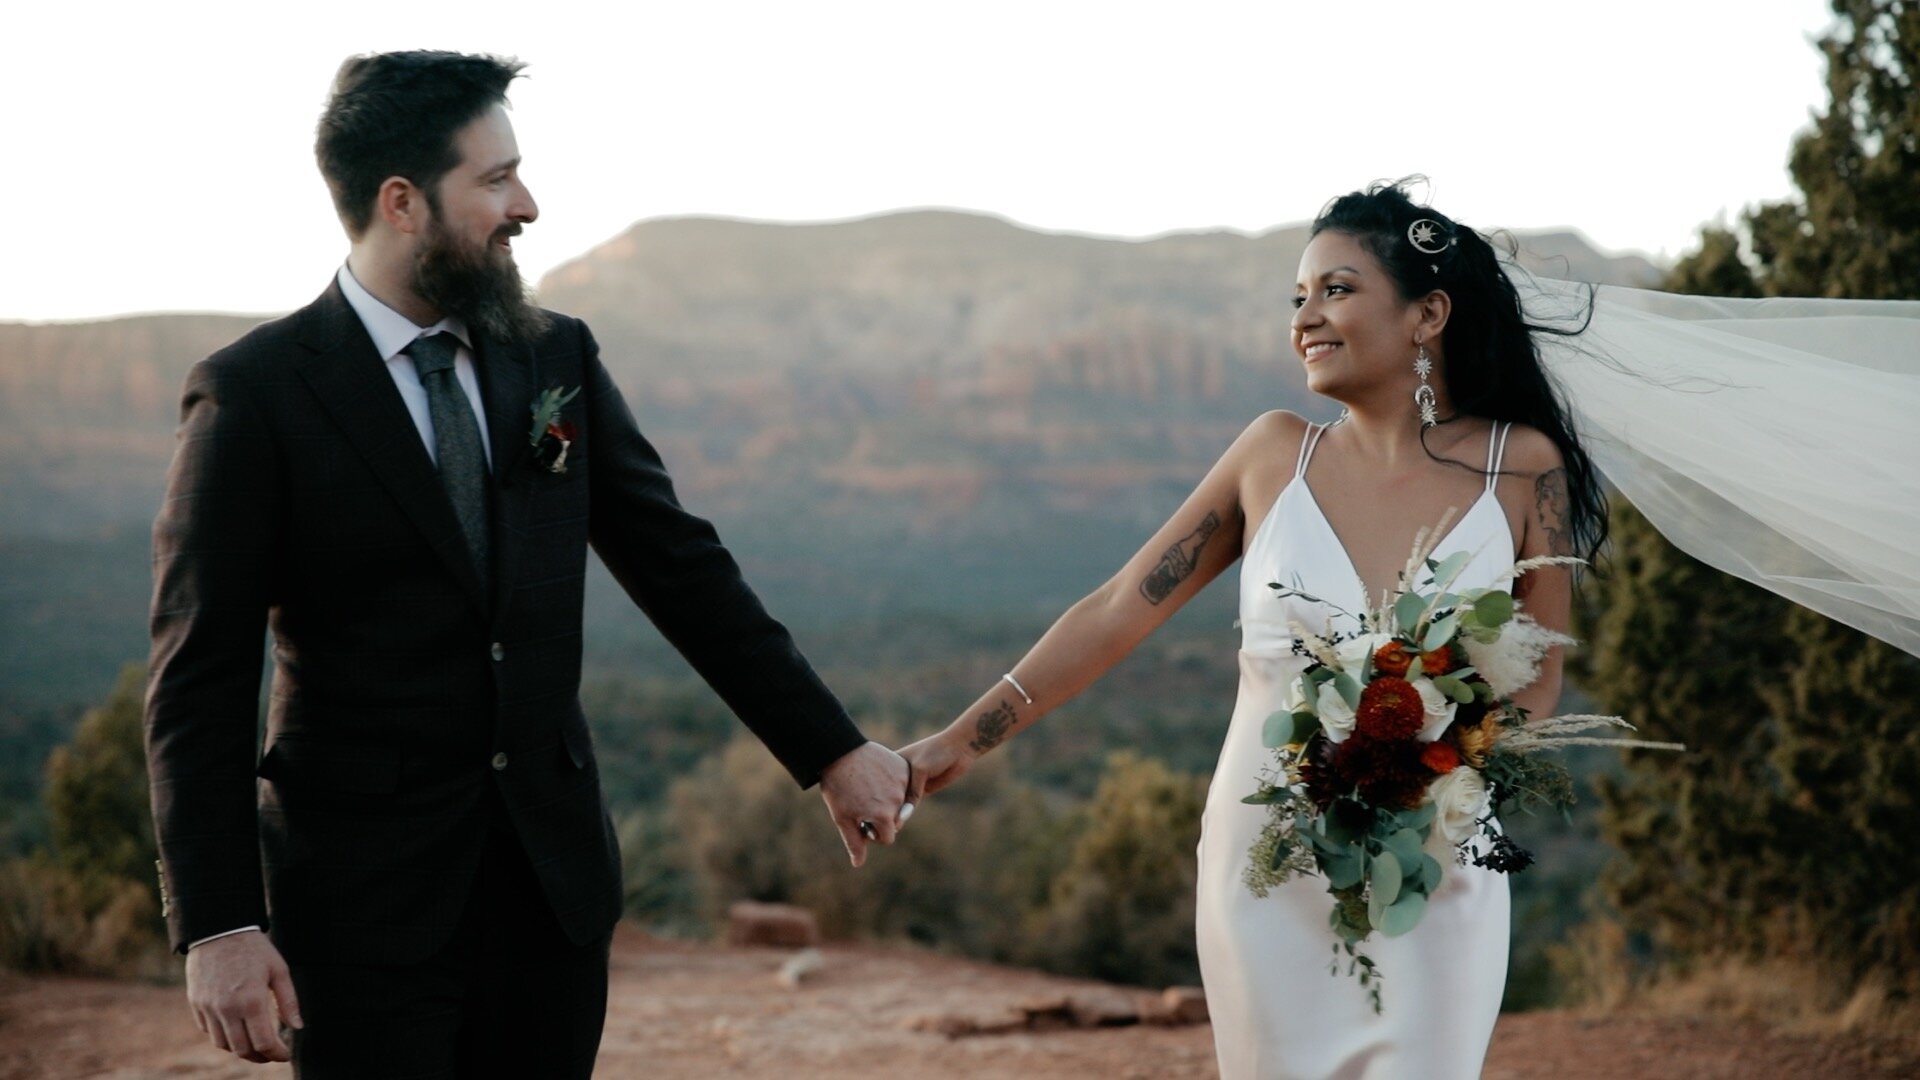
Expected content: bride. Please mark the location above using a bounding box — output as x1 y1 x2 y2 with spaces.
899 181 1601 1077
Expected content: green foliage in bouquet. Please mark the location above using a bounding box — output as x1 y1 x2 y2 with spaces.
1243 533 1679 1011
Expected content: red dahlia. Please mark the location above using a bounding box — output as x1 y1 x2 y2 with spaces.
1337 738 1431 810
1356 677 1425 741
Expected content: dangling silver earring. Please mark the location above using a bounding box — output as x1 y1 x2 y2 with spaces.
1413 341 1437 428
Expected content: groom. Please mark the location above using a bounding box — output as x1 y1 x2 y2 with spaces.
144 50 909 1073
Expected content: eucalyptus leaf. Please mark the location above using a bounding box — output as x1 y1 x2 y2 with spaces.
1420 854 1444 892
1378 890 1429 936
1472 590 1515 627
1332 671 1363 710
1395 592 1427 634
1306 829 1349 855
1405 656 1424 680
1432 675 1475 704
1430 551 1472 587
1269 836 1293 870
1240 788 1283 805
1382 828 1424 868
1422 613 1461 651
1292 711 1322 744
1368 850 1403 924
1263 710 1295 748
1401 803 1437 830
1325 851 1364 890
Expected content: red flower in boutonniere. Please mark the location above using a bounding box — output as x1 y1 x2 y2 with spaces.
529 385 581 474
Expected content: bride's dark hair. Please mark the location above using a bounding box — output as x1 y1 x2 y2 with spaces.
1311 179 1608 564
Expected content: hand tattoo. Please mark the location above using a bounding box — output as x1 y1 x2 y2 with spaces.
1140 511 1221 605
969 699 1018 754
1534 468 1573 556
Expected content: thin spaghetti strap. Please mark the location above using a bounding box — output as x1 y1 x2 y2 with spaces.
1297 423 1327 479
1485 422 1512 491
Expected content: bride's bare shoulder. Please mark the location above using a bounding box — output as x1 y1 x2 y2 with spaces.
1496 422 1565 475
1227 409 1314 467
1243 409 1313 446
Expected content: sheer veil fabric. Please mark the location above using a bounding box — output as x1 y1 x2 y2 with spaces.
1520 276 1920 659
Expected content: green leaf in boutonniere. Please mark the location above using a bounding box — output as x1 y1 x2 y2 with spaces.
529 386 580 448
529 385 581 473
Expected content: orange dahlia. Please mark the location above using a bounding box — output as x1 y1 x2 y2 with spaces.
1420 644 1459 676
1356 677 1425 741
1421 741 1461 774
1372 641 1414 677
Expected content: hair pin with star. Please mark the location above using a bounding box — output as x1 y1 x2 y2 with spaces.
1407 217 1455 272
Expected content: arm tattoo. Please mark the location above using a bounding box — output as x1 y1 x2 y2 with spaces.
1139 511 1222 605
1534 468 1573 556
969 698 1019 754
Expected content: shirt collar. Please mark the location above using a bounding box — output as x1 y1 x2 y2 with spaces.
336 262 472 363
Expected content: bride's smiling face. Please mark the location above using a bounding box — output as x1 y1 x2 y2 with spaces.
1290 231 1426 401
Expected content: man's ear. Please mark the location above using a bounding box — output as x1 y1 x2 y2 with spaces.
376 177 428 236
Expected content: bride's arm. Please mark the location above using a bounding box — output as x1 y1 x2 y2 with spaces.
902 412 1303 799
1502 427 1574 720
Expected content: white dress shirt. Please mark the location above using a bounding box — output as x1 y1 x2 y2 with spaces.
335 262 494 472
185 267 496 952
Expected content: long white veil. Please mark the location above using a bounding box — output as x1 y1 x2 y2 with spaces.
1520 277 1920 659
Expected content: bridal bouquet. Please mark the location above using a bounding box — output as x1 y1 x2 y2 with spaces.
1240 517 1681 1012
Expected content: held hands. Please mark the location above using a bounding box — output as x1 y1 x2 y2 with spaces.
818 741 914 867
184 929 303 1063
900 726 984 803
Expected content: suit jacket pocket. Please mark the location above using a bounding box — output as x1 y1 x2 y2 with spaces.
257 736 404 794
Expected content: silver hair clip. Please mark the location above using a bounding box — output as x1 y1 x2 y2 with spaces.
1408 219 1453 271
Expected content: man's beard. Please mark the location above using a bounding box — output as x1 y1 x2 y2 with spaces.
410 214 551 345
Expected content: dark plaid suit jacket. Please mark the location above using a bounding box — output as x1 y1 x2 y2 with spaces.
145 281 866 965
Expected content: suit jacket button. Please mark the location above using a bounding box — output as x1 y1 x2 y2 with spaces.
492 751 509 771
490 642 505 662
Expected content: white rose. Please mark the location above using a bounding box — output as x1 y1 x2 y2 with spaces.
1427 767 1489 847
1412 678 1458 743
1334 632 1391 675
1317 681 1357 744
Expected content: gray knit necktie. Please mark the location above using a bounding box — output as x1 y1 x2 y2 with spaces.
406 332 490 580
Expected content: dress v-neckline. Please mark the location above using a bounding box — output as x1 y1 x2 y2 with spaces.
1292 479 1499 611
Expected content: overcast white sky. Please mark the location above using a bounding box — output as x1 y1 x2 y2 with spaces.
7 0 1834 322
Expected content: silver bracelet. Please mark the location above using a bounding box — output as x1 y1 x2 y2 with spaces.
1000 672 1033 705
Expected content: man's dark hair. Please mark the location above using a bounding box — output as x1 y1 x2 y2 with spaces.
315 51 526 237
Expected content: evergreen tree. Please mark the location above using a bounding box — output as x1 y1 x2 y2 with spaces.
1748 0 1920 300
1587 0 1920 1001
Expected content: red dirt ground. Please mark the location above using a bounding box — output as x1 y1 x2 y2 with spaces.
3 926 1916 1079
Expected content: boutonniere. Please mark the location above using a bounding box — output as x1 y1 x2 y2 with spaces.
529 385 581 473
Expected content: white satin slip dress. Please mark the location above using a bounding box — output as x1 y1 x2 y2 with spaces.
1194 420 1515 1080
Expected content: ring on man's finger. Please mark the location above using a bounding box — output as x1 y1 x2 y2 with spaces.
858 820 878 841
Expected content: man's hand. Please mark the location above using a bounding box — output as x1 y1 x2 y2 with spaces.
184 929 303 1063
899 726 980 804
819 741 911 867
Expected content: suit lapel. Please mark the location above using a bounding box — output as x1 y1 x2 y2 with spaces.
291 283 491 620
474 329 533 629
